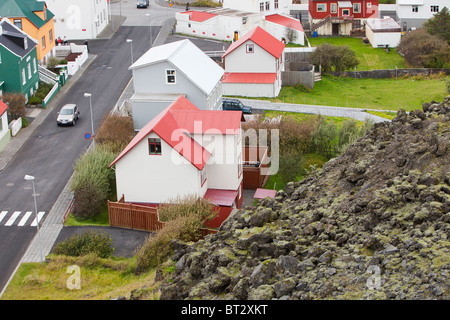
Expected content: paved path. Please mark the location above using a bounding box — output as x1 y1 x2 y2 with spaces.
238 99 392 123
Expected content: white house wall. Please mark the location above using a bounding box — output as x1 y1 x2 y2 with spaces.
366 27 401 48
225 40 277 73
223 82 278 97
263 21 305 46
47 0 109 40
223 0 292 15
115 132 202 204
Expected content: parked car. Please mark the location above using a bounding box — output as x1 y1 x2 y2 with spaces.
222 98 253 114
57 104 79 126
137 0 149 8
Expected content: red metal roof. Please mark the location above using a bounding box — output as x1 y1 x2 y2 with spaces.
265 14 304 32
109 96 242 170
204 189 238 207
253 188 277 199
180 10 217 22
0 100 7 117
222 26 285 59
222 72 277 84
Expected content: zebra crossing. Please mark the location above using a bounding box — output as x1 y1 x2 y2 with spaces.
0 210 45 227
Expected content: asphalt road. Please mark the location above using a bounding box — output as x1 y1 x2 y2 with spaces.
0 26 157 293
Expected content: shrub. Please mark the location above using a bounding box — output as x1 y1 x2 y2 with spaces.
52 230 115 258
423 7 450 44
95 114 134 154
397 29 450 68
70 145 116 219
312 116 338 159
310 43 359 72
3 93 26 120
278 149 304 184
278 116 317 154
27 96 42 105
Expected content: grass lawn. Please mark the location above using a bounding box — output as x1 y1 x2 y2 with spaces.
275 75 448 111
308 36 407 70
64 203 110 227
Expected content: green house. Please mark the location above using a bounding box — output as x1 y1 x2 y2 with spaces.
0 18 40 102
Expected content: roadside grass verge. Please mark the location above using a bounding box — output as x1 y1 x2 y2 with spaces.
0 255 159 300
272 75 448 111
308 36 407 70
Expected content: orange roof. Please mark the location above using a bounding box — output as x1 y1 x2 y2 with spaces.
265 14 304 32
222 72 277 84
0 100 8 117
222 26 285 59
180 10 217 22
109 96 242 170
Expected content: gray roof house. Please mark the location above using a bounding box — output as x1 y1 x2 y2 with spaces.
129 39 224 131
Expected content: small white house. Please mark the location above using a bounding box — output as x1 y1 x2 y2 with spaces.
46 0 109 40
264 14 305 45
0 100 11 151
129 39 224 131
222 26 285 98
365 17 401 48
109 95 244 212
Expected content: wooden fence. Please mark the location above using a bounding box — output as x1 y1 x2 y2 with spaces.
107 199 218 238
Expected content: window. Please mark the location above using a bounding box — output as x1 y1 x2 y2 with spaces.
22 69 26 84
367 2 372 8
49 29 53 43
317 4 327 12
412 5 418 12
166 69 176 84
14 19 22 29
246 44 254 53
431 6 439 13
342 9 350 16
148 138 162 155
260 2 264 11
266 1 270 10
33 58 37 73
42 36 46 49
27 63 31 79
275 0 279 9
353 3 361 13
201 166 207 186
330 3 337 13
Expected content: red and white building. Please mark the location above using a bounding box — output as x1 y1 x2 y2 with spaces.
109 95 244 227
309 0 379 36
221 26 285 98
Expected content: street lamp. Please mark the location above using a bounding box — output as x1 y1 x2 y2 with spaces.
146 13 152 47
126 39 133 65
24 175 43 265
84 92 95 148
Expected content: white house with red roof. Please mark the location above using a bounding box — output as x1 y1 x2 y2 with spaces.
109 95 244 226
223 0 292 15
175 9 304 45
0 100 11 151
221 26 285 98
129 39 224 131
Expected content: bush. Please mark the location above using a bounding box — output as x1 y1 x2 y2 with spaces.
310 43 359 72
52 230 115 258
423 7 450 44
397 29 450 68
312 116 338 159
27 96 42 105
3 93 26 120
278 149 304 184
70 145 116 219
95 114 134 154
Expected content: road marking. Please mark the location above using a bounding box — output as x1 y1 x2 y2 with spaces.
18 211 32 226
0 211 7 223
30 212 45 227
5 211 21 226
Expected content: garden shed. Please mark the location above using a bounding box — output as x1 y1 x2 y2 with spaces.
365 17 401 48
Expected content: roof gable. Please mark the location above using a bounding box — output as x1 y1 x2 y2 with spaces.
222 26 285 59
265 14 304 32
179 10 217 22
0 18 38 58
130 39 224 95
0 0 54 29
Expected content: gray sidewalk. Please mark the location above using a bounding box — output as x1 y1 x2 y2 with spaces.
239 99 391 123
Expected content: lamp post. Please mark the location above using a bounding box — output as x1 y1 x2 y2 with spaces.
84 93 95 148
126 39 133 64
145 13 152 47
24 175 43 265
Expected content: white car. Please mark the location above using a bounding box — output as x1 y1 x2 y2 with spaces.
57 104 80 126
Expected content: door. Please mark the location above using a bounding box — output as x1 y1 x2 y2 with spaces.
332 23 339 36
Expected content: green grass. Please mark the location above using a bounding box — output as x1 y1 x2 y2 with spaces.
308 37 407 70
364 110 397 120
64 203 110 227
274 75 448 111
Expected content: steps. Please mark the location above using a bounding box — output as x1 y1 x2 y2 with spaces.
311 15 331 31
314 72 322 82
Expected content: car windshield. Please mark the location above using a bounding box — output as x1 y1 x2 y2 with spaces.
60 109 73 115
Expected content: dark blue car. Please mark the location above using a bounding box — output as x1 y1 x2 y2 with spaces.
222 98 253 114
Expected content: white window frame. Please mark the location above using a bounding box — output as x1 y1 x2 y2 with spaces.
33 58 37 73
27 63 31 79
367 2 372 8
430 5 439 13
260 2 264 11
317 4 327 12
331 3 337 13
353 3 361 13
201 166 207 186
275 0 279 9
165 69 176 84
22 69 26 85
265 1 270 11
342 8 350 16
246 44 254 53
